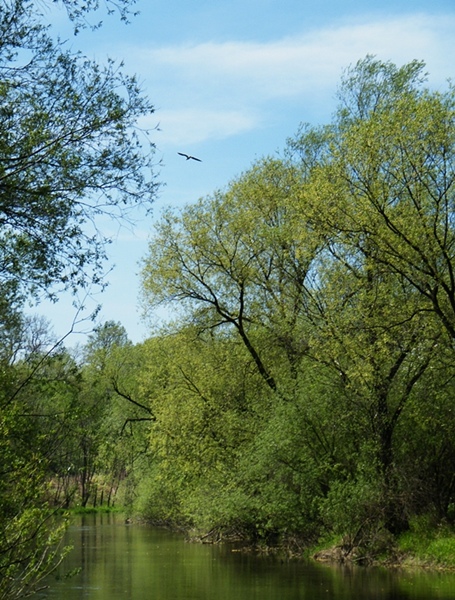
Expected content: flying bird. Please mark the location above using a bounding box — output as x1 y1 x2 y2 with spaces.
178 152 202 162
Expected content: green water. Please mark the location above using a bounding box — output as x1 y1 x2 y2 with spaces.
38 514 455 599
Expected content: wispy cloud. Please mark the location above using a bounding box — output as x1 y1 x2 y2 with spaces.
141 108 259 146
128 13 455 146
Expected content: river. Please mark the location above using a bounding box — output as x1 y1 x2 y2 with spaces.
37 513 455 599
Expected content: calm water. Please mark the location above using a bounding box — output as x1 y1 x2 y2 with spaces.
37 514 455 600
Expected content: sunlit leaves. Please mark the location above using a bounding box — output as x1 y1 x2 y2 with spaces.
138 58 455 547
0 3 157 301
0 1 154 595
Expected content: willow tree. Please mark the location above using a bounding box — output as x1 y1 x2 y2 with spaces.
140 158 335 537
287 57 455 542
141 58 455 553
303 57 455 343
142 157 320 396
342 59 455 341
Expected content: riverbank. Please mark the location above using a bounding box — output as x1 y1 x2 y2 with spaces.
41 513 455 600
185 520 455 572
69 507 455 572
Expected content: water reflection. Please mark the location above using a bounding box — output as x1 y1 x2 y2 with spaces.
38 514 455 600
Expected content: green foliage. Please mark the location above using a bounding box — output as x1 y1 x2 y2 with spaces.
425 537 455 567
137 56 455 561
398 515 455 568
320 473 384 540
0 317 153 595
0 1 157 302
58 321 151 510
0 508 70 600
141 156 318 395
5 49 455 597
0 345 74 599
132 328 263 526
0 0 155 594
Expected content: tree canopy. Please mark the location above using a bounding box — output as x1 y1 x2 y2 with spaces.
139 57 455 559
0 1 157 596
0 0 157 304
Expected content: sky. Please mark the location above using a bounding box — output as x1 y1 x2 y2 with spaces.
33 0 455 345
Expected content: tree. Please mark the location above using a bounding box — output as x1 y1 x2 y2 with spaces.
287 56 455 542
52 0 139 32
140 158 353 539
72 322 154 510
305 56 455 343
0 0 157 305
0 327 78 599
140 58 455 557
0 1 157 595
141 157 319 396
132 326 270 529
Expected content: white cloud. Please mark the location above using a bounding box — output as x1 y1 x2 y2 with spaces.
142 108 259 146
143 14 454 86
128 13 455 146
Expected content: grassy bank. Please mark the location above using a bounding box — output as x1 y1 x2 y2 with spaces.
396 517 455 570
309 516 455 571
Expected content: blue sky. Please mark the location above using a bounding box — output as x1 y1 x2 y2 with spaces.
37 0 455 345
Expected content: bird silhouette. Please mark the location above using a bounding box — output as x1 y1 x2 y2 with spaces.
178 152 202 162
